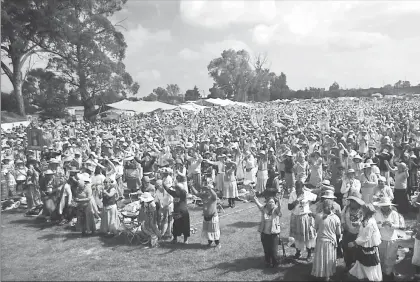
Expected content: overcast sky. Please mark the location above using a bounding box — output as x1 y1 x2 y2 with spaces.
2 0 420 97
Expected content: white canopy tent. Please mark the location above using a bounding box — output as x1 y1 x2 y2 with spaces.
106 100 177 114
176 103 208 112
198 98 252 108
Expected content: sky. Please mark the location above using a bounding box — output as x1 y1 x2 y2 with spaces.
2 0 420 97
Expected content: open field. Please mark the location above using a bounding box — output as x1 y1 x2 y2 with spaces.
0 198 417 281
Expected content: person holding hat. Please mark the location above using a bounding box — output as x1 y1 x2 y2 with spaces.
341 192 365 270
348 203 382 282
385 161 410 214
374 197 404 279
288 180 318 260
360 159 378 204
163 183 190 244
138 192 161 248
99 177 120 237
223 159 238 208
186 150 203 191
341 169 361 207
190 183 221 248
311 199 341 281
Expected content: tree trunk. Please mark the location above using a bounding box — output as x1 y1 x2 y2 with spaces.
12 59 26 116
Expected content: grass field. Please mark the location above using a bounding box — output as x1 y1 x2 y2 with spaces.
0 197 417 281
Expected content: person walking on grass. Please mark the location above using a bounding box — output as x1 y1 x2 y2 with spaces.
252 190 282 268
189 181 221 248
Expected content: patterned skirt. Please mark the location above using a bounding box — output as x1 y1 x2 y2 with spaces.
289 213 316 249
349 246 382 281
202 214 220 241
311 239 337 278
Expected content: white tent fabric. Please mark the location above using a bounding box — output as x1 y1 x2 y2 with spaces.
176 103 207 112
106 100 177 113
199 98 252 108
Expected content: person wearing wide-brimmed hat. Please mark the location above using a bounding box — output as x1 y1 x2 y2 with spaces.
374 197 404 279
350 154 364 179
341 169 361 207
341 192 365 270
314 183 341 218
360 159 378 204
308 150 323 188
348 203 382 281
138 192 161 248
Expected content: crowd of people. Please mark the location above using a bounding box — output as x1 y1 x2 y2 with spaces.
1 97 420 281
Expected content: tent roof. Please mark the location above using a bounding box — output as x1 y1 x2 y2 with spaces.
106 100 177 113
176 103 208 112
198 98 252 108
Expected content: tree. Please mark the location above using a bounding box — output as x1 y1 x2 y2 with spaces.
185 86 200 101
36 0 138 120
329 82 340 91
269 72 289 100
21 68 69 119
208 84 226 99
143 93 157 101
207 49 254 101
1 0 56 115
166 84 181 97
153 87 169 102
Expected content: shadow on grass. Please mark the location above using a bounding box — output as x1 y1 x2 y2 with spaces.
199 256 301 275
226 221 259 229
8 218 57 230
37 232 84 242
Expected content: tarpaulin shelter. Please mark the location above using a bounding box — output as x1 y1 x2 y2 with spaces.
105 100 177 114
175 103 208 112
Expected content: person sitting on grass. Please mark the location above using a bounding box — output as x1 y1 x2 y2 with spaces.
189 180 220 248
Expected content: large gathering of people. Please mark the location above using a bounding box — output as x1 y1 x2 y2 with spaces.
1 97 420 281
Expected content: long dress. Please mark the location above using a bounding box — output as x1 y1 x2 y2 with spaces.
100 187 120 235
166 188 190 239
91 174 105 209
235 155 245 181
223 167 238 199
256 159 268 193
349 217 382 281
311 213 341 278
244 156 256 182
309 158 323 187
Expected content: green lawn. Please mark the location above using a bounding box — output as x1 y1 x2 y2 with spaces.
0 198 416 281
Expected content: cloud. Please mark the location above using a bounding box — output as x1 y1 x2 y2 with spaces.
178 48 200 60
180 0 277 29
202 39 253 57
123 24 171 55
135 69 161 81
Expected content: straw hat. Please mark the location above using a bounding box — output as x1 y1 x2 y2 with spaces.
373 197 396 207
347 192 365 206
321 190 337 199
352 155 363 162
44 169 54 175
347 169 356 174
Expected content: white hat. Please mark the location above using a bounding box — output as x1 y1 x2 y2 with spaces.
140 192 154 203
373 197 396 207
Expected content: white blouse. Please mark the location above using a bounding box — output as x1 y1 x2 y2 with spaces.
355 217 382 248
288 190 317 216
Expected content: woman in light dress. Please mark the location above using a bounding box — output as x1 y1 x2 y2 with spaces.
100 178 120 237
223 160 238 208
308 152 323 188
348 203 382 281
294 151 308 183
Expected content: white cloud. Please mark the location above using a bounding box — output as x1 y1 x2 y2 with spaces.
123 24 171 55
178 48 200 60
179 0 277 29
202 39 253 57
135 69 161 81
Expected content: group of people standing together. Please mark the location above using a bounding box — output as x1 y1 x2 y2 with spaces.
1 98 420 281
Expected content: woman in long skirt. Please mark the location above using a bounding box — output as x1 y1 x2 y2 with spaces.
100 178 120 236
163 184 190 244
138 192 161 247
74 176 97 236
348 204 382 281
288 181 318 259
311 199 341 281
233 148 245 182
206 155 226 193
244 151 256 183
256 151 268 195
224 160 238 208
